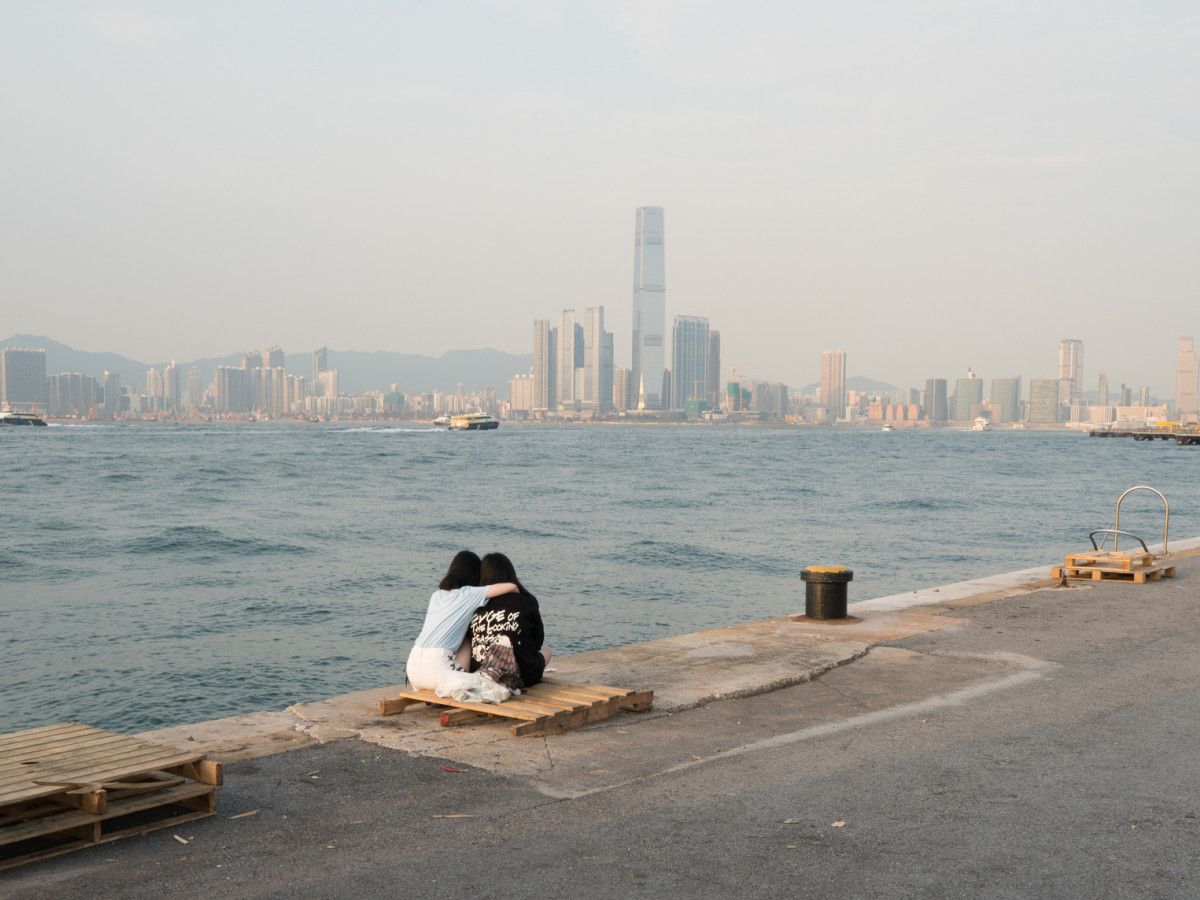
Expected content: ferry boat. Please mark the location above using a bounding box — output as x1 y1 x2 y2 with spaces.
0 411 48 427
448 413 499 431
971 417 993 432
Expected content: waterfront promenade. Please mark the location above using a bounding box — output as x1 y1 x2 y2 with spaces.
7 546 1200 898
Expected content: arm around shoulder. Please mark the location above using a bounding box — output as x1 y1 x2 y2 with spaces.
485 582 519 599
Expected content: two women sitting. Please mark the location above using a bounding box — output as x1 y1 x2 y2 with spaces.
406 550 552 703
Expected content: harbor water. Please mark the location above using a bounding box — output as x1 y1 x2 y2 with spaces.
2 423 1196 732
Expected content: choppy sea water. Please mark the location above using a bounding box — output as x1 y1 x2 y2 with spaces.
1 423 1196 733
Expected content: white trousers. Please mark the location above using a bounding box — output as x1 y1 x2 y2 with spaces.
406 646 511 704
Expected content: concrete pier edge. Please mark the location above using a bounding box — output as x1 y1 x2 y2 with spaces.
140 536 1200 764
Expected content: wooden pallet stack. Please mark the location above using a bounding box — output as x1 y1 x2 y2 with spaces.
379 679 653 736
1051 548 1177 584
1 722 221 871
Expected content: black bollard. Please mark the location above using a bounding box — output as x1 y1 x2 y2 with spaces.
800 566 854 620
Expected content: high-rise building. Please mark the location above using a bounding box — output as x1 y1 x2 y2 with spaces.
0 348 47 411
102 370 121 417
263 347 285 369
532 318 554 412
1098 371 1109 407
990 377 1021 424
924 378 948 423
671 316 710 409
1028 379 1061 423
242 351 263 370
613 367 630 411
954 369 983 421
584 306 613 413
163 362 181 412
1138 385 1151 407
186 368 202 411
631 206 666 410
1176 336 1198 418
707 331 721 406
820 350 847 419
556 309 583 407
1120 384 1133 407
1058 339 1083 403
312 346 328 385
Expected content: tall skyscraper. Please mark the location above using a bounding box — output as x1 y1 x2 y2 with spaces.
924 378 948 423
1098 371 1110 407
707 331 721 406
632 206 666 410
264 347 285 369
820 350 847 419
584 306 613 413
163 361 181 411
102 370 121 417
312 346 328 391
990 377 1021 424
1057 339 1083 403
556 309 583 407
1176 336 1198 418
532 318 553 411
0 348 47 410
672 316 710 409
1138 384 1152 407
955 369 983 422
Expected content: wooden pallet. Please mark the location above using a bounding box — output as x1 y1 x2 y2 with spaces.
1051 563 1177 584
0 723 221 871
379 679 653 737
1062 549 1153 571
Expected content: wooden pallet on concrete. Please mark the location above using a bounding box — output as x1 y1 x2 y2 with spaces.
379 679 653 737
0 722 221 871
1051 562 1177 584
1062 548 1153 571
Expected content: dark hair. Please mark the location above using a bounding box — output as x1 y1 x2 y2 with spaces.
479 552 533 600
439 550 481 591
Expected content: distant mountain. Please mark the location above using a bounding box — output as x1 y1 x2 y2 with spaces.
796 375 897 396
0 334 151 386
0 335 532 394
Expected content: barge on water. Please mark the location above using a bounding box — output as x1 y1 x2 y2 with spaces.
1089 426 1200 445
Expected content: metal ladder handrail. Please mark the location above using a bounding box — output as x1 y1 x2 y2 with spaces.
1113 486 1169 554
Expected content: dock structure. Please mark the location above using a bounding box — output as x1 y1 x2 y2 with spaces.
1089 428 1200 445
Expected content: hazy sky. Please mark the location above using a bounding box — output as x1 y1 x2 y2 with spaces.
2 2 1197 392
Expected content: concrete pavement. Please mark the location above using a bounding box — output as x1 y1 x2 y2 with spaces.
5 549 1200 898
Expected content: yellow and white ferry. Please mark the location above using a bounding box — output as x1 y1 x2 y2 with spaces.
448 413 499 431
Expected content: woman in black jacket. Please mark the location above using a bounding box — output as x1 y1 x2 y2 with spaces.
469 553 551 689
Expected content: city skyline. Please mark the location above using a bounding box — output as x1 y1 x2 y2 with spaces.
2 5 1197 392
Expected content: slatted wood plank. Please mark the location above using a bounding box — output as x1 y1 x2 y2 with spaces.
0 731 144 769
0 735 159 782
510 699 622 737
378 681 653 736
0 724 100 755
0 749 208 807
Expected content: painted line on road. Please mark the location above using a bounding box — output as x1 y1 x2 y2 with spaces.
539 652 1057 801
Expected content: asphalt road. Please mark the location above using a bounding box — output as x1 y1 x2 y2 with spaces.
7 557 1200 899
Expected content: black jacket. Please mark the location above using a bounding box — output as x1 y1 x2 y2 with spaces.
468 591 546 686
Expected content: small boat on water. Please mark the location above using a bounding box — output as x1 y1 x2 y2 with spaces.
448 413 499 431
881 424 895 432
0 411 48 427
432 415 451 427
972 417 993 432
